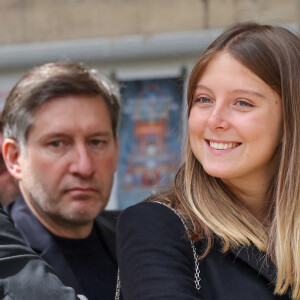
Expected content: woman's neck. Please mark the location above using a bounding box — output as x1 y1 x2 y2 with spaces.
222 175 272 224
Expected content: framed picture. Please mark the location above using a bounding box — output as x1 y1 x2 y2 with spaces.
117 77 184 209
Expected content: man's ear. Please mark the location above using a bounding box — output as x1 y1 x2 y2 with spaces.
2 138 23 181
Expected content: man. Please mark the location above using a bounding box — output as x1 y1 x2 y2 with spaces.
0 115 19 205
2 61 120 300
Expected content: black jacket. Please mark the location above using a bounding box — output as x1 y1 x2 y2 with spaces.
117 202 291 300
0 204 81 300
6 195 120 299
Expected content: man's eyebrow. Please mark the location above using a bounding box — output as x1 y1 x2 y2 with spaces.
42 130 112 137
42 132 68 139
88 131 112 137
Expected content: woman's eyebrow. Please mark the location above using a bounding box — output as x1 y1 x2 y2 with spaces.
194 84 213 93
195 84 266 99
232 88 266 99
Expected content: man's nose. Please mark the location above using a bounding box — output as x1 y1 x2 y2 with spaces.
69 145 95 177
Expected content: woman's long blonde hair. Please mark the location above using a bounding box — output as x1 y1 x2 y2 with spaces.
154 22 300 298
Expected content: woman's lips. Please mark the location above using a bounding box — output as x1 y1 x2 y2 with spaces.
205 139 242 150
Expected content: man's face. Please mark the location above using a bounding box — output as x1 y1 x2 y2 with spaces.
0 133 19 205
19 95 118 234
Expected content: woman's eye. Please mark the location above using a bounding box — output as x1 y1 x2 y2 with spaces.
195 97 212 104
236 100 253 107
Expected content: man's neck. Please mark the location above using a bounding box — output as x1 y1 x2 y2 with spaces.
37 215 94 239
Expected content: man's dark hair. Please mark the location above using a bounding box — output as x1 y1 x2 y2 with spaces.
2 61 120 149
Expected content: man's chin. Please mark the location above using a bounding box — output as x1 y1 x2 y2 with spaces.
57 212 97 226
47 197 107 227
64 205 103 223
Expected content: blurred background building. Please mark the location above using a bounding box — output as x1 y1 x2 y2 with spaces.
0 0 298 208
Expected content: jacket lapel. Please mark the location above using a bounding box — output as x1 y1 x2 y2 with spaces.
5 196 85 294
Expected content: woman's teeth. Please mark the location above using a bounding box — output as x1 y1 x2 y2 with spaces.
209 141 240 150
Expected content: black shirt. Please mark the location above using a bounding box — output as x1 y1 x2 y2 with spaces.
53 225 117 300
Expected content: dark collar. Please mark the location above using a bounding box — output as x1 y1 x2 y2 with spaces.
5 195 52 252
230 243 277 284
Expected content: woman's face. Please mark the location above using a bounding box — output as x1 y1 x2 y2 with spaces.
188 52 282 185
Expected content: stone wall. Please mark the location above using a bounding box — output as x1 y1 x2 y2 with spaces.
0 0 298 45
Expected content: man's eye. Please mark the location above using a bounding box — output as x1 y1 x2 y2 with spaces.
90 140 105 146
49 141 62 147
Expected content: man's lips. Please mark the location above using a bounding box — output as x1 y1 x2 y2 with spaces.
65 187 98 194
205 139 242 150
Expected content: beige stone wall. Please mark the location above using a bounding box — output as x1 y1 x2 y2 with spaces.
0 0 298 45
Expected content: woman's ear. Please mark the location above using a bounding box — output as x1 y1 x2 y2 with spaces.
2 139 23 181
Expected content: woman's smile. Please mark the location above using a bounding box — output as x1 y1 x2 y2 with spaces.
206 139 241 150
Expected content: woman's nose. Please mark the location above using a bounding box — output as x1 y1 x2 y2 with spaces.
206 104 230 130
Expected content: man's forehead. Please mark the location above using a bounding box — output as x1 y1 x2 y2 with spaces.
31 95 108 120
27 95 113 140
33 94 105 112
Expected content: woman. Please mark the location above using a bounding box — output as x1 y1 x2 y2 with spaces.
117 22 300 299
